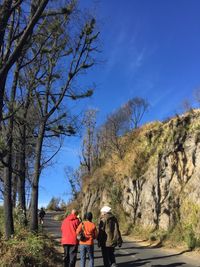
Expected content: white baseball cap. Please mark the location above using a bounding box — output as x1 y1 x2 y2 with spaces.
101 206 111 213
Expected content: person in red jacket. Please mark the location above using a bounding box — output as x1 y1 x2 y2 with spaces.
61 209 80 267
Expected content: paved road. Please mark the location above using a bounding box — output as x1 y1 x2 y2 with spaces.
44 212 200 267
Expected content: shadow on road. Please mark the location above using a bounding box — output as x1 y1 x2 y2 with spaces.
118 261 151 266
117 261 187 267
115 251 138 257
120 240 149 246
133 249 190 263
115 245 150 250
92 252 138 260
96 261 187 267
94 248 191 267
95 261 151 267
151 263 186 267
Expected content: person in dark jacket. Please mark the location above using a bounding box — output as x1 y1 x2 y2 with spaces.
61 209 80 267
38 207 46 224
98 206 122 267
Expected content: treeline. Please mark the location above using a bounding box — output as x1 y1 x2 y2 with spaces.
0 0 99 239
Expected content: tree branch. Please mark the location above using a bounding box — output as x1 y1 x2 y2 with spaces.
0 0 49 77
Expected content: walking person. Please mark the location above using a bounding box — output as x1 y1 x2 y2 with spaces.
76 212 98 267
98 206 123 267
61 209 80 267
38 207 46 225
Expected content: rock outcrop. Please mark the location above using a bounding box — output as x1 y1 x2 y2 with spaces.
80 110 200 233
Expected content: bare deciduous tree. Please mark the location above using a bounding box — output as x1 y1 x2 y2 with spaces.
194 88 200 105
123 97 149 129
81 109 98 174
65 166 81 200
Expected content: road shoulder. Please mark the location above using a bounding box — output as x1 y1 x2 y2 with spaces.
123 235 200 266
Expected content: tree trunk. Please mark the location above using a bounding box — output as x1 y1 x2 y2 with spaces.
0 75 6 126
3 61 19 239
0 0 12 51
17 143 26 213
3 150 14 239
29 122 45 232
12 172 17 208
17 76 33 223
3 105 15 239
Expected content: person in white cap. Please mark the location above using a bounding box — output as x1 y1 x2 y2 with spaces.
98 206 122 267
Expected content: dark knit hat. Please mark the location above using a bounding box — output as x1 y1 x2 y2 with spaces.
86 212 93 221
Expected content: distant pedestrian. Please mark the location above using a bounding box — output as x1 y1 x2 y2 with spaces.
98 206 123 267
61 209 80 267
76 212 98 267
38 207 46 225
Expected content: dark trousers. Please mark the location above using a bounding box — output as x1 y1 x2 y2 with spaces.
63 244 78 267
101 246 116 267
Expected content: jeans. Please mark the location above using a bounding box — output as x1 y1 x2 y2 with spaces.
101 246 116 267
63 244 78 267
80 244 94 267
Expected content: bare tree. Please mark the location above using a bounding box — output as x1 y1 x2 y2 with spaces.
123 97 149 129
99 107 129 159
181 99 192 112
81 109 98 174
65 166 81 200
194 88 200 106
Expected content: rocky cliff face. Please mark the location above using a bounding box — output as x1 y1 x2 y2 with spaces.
81 110 200 233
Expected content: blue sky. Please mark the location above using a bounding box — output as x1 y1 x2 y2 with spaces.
39 0 200 207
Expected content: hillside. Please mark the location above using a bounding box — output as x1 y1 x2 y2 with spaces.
78 109 200 246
